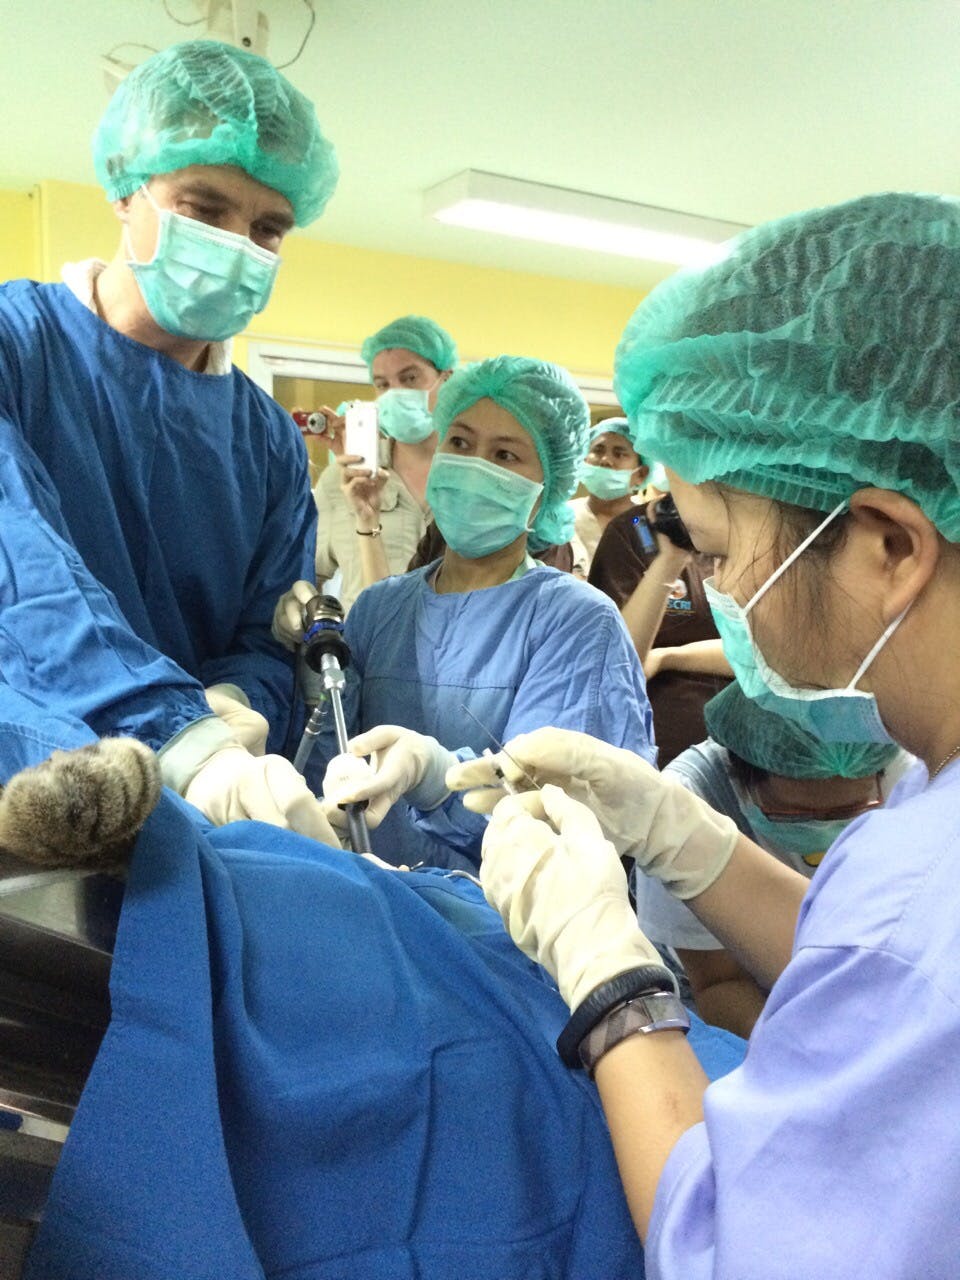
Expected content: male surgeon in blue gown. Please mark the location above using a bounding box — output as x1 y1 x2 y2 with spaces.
0 40 340 840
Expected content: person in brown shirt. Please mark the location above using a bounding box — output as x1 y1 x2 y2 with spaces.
588 499 730 765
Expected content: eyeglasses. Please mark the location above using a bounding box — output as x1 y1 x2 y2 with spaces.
751 773 884 824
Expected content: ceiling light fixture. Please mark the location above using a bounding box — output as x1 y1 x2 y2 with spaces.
424 171 749 268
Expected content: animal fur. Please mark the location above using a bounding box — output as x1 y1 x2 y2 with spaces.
0 738 162 871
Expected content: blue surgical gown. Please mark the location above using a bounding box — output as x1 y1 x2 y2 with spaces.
646 759 960 1279
0 280 315 751
313 563 656 869
10 695 743 1280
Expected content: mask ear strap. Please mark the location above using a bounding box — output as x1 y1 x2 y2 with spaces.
125 184 163 268
847 602 911 689
744 502 848 615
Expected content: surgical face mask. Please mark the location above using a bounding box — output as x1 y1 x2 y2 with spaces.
377 386 437 443
425 453 543 559
737 796 855 868
646 462 669 492
704 503 911 745
579 462 638 501
125 185 280 342
730 770 882 866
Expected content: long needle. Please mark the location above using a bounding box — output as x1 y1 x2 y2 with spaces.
459 704 541 792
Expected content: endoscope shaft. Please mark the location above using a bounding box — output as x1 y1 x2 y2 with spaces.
292 597 373 855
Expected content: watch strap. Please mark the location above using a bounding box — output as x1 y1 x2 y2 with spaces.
556 964 677 1068
579 992 691 1076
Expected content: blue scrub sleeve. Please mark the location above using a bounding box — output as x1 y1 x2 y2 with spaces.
646 942 959 1278
410 598 655 863
0 421 214 751
0 683 98 780
197 425 316 749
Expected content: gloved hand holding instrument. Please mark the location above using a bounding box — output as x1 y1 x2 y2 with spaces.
291 594 375 854
447 726 740 901
271 580 320 652
322 725 456 831
479 781 692 1073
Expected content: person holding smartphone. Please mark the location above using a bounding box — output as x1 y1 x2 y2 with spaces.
278 316 457 622
589 490 730 765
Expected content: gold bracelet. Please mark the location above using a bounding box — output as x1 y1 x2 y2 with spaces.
356 525 382 538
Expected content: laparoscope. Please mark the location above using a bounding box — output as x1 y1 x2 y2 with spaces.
292 594 373 855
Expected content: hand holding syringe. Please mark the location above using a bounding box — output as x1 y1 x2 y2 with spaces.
481 747 523 795
451 704 542 807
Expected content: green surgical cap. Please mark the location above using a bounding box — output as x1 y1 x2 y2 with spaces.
360 315 458 373
589 416 634 450
614 193 960 540
93 40 338 226
706 682 900 780
432 355 591 550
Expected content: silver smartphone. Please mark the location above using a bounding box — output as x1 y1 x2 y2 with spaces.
343 400 380 475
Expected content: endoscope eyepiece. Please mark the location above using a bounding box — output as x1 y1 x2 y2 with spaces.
301 594 351 673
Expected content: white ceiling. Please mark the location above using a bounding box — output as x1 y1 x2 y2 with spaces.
4 0 959 291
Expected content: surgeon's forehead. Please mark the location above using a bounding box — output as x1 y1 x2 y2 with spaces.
371 348 434 379
670 473 782 560
668 472 730 552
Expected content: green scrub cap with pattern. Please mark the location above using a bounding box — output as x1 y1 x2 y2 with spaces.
93 40 338 226
615 193 960 541
706 681 900 780
360 315 458 374
432 355 591 551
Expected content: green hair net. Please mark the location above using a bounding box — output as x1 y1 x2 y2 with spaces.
432 356 591 550
705 681 900 780
93 40 338 226
588 416 635 451
614 193 960 540
360 315 458 373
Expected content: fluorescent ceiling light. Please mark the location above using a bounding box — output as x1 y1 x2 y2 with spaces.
424 171 749 268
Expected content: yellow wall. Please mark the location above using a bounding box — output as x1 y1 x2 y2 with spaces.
0 179 642 378
35 181 119 282
0 189 39 282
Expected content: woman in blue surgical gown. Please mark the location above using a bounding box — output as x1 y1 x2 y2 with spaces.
313 356 655 870
451 193 960 1279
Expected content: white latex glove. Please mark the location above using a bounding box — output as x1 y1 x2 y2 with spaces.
320 753 378 835
184 746 341 846
447 727 738 901
271 580 320 652
322 725 456 829
204 685 269 756
482 785 666 1009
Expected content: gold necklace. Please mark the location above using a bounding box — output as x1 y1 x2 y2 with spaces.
931 742 960 779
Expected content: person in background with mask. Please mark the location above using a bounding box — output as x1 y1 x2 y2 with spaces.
306 315 457 615
0 41 340 842
638 682 913 1036
588 479 730 766
450 193 960 1276
569 417 648 577
319 356 655 871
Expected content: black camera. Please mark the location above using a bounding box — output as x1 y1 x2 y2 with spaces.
650 494 695 552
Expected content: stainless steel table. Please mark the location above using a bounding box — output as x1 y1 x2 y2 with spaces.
0 856 122 1265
